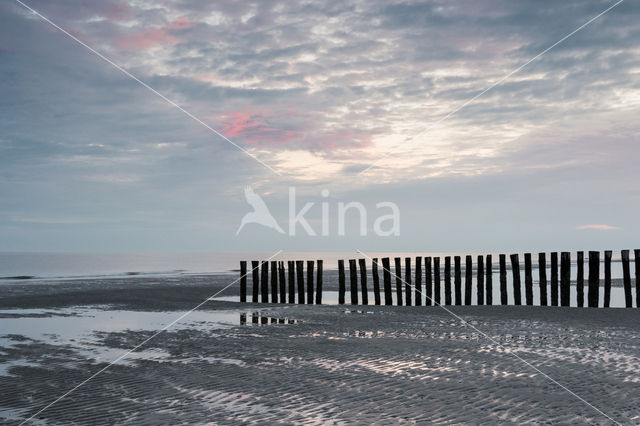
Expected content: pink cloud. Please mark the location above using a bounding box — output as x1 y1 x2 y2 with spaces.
576 224 620 231
115 17 191 51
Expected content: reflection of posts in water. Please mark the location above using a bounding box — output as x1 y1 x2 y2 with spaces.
261 316 268 325
252 314 259 324
240 313 246 325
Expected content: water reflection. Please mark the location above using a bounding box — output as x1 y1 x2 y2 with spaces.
240 313 298 325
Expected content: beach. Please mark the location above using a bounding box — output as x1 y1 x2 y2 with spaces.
1 274 639 424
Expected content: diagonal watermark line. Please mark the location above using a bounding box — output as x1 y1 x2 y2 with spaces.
355 249 621 425
357 0 625 176
19 250 284 425
13 0 282 176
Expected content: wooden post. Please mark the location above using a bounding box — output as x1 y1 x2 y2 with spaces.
550 252 558 307
588 251 600 308
444 256 452 305
240 261 247 303
433 257 441 305
306 260 314 304
636 249 640 308
604 250 612 308
338 259 346 305
261 261 269 303
499 254 507 305
382 257 393 305
394 257 403 306
622 250 632 308
576 251 584 308
315 260 323 305
271 261 278 303
510 254 521 305
296 260 305 304
524 253 533 306
288 260 295 303
372 258 381 305
279 261 286 303
538 253 547 306
252 261 260 303
405 257 412 306
485 255 492 305
425 257 432 306
560 252 570 307
454 256 462 305
477 255 485 305
415 257 422 306
359 258 369 305
349 259 358 305
464 255 472 305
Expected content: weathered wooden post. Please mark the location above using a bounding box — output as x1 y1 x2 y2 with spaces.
538 253 547 306
349 259 358 305
394 257 403 306
477 255 485 305
499 254 507 305
279 261 286 303
405 257 412 306
454 256 462 305
240 261 247 303
576 251 584 308
288 260 295 303
464 255 472 305
306 260 314 304
252 260 260 303
372 258 381 305
485 255 493 305
550 252 558 307
604 251 612 308
382 257 393 305
524 254 533 306
636 249 640 308
588 251 600 307
338 259 346 305
510 254 521 305
433 257 441 305
415 257 422 306
271 261 278 303
296 260 305 304
622 250 632 308
315 260 323 305
560 252 570 307
425 257 433 306
261 261 269 303
444 256 452 305
359 258 369 305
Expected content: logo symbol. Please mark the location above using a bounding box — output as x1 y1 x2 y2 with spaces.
236 186 285 235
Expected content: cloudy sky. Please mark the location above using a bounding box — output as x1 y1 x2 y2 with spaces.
1 0 639 253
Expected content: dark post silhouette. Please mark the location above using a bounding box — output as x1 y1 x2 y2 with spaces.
405 257 412 306
464 255 472 305
306 260 314 304
271 261 278 303
444 256 452 305
524 254 533 306
240 261 247 303
485 255 493 305
338 259 346 305
425 257 433 306
434 257 441 305
359 258 369 305
636 249 640 308
382 257 393 305
252 260 260 303
372 258 381 305
261 261 269 303
315 260 323 304
588 251 600 308
454 256 462 305
510 254 521 305
576 251 584 308
499 254 507 305
622 250 632 308
477 255 485 305
288 260 295 303
395 257 403 306
604 250 612 308
560 252 570 307
349 259 358 305
550 252 558 306
296 260 305 304
279 261 286 303
415 257 422 306
538 253 547 306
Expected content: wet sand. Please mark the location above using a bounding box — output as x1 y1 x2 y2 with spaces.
1 275 639 424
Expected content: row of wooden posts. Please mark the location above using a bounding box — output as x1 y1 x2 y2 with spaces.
239 250 640 308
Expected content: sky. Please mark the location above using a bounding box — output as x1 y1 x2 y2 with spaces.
0 0 639 253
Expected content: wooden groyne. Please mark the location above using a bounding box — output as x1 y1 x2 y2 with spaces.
239 250 640 308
